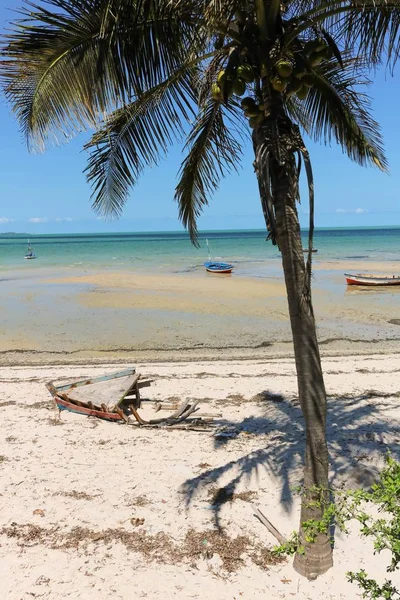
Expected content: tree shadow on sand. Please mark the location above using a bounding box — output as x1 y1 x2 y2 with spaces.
182 390 400 529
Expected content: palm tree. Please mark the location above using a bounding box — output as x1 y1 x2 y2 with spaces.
2 0 400 579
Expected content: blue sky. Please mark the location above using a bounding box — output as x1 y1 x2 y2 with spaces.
0 1 399 234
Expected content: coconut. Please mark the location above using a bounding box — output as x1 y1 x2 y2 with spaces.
304 40 318 55
309 53 324 67
293 63 308 79
296 85 309 100
249 114 264 128
232 78 246 96
211 83 222 101
237 65 255 83
271 75 288 93
320 46 334 60
301 74 314 87
241 96 257 110
314 37 327 52
276 59 293 78
286 79 303 96
244 106 260 117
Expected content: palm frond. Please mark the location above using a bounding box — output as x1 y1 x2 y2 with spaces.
84 67 199 217
302 56 388 170
286 0 400 68
175 99 244 244
1 0 201 149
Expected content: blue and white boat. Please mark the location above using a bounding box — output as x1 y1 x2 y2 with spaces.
204 239 233 273
205 261 234 273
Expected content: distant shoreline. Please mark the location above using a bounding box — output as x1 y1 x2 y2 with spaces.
1 224 400 237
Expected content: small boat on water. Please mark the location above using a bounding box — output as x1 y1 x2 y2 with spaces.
24 240 36 259
302 248 318 253
345 273 400 286
204 239 233 274
205 262 234 274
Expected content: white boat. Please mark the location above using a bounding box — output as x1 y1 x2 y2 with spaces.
345 273 400 286
24 240 36 259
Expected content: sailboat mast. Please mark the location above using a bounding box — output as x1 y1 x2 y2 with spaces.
206 239 211 261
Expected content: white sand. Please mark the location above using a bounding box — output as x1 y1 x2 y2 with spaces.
1 354 400 599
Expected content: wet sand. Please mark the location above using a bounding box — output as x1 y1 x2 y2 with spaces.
1 263 399 365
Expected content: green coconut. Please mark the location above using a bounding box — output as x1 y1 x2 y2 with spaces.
211 83 222 101
249 114 264 128
296 85 309 100
286 79 303 96
237 64 255 83
314 37 327 52
244 106 260 117
276 59 293 78
271 75 288 93
304 40 318 55
309 53 324 67
232 78 246 96
291 78 303 92
241 96 257 110
294 65 307 79
301 74 314 87
320 46 334 60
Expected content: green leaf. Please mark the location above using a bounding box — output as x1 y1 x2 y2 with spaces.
175 98 244 245
85 66 198 217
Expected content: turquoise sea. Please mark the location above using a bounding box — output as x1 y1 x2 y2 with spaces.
1 227 399 277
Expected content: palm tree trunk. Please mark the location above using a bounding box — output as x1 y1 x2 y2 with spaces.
253 122 333 579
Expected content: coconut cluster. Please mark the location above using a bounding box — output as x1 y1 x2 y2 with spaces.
269 38 333 101
211 35 334 129
212 63 255 102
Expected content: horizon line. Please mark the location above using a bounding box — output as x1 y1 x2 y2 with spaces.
1 224 400 237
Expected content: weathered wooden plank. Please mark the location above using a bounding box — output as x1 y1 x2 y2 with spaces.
115 407 129 423
54 368 136 392
114 374 140 408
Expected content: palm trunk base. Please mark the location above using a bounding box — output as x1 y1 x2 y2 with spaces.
293 537 333 580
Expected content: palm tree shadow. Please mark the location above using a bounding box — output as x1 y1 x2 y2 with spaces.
182 390 400 529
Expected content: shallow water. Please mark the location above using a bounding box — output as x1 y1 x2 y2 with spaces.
1 228 399 364
1 227 399 277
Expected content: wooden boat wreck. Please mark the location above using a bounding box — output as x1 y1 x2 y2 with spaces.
344 273 400 286
46 368 214 429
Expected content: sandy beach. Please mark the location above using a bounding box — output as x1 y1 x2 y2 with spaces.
1 354 400 599
1 250 400 599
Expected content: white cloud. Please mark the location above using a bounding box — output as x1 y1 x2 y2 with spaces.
336 208 369 214
29 217 49 223
28 217 74 224
0 217 14 224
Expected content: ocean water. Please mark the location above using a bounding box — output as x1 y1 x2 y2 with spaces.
0 227 399 278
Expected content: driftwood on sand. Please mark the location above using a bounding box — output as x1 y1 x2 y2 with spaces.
46 368 218 431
